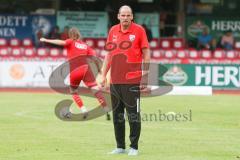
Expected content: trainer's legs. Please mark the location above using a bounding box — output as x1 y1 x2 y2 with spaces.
110 84 126 149
123 84 141 150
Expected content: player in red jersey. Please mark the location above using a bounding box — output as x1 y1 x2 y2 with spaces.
40 27 108 117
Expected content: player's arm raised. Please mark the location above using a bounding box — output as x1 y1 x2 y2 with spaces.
40 38 66 46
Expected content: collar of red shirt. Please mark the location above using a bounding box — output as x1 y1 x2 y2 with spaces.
118 22 134 33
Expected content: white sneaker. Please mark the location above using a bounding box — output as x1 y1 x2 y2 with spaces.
128 148 138 156
80 106 88 113
108 148 126 154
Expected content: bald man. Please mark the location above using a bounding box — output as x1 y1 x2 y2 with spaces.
101 5 150 156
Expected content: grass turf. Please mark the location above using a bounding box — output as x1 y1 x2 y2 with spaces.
0 92 239 160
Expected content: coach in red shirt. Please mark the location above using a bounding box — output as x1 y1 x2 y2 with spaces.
101 5 150 156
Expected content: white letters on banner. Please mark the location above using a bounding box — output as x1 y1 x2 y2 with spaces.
195 66 240 87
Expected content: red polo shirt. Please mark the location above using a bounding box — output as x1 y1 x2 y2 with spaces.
106 22 149 84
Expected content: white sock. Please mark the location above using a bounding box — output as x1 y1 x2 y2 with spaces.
80 106 88 113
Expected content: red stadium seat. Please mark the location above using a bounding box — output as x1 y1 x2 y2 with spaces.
213 49 225 59
0 47 9 57
23 47 36 57
84 38 95 48
200 49 212 59
22 38 33 47
99 49 108 58
172 38 184 49
97 39 106 48
9 38 21 47
10 47 22 57
159 39 171 49
234 41 240 49
149 39 159 49
0 38 8 47
49 48 61 57
225 50 238 59
163 49 175 58
37 48 49 57
176 49 188 58
151 49 163 59
188 48 200 59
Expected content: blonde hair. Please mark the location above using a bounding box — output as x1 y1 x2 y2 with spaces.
68 27 81 40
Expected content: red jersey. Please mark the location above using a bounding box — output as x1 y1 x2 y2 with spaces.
106 22 149 84
64 39 96 72
64 39 95 59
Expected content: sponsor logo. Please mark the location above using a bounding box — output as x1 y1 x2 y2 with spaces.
195 66 240 87
188 20 209 38
75 42 87 49
9 64 25 80
163 66 188 85
129 34 135 41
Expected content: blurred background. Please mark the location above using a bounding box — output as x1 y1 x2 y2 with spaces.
0 1 240 160
0 0 240 91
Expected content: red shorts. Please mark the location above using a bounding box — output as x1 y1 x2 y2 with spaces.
70 64 97 89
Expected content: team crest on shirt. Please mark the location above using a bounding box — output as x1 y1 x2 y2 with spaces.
129 34 135 41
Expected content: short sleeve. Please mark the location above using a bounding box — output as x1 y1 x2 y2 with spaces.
65 39 73 47
140 28 149 49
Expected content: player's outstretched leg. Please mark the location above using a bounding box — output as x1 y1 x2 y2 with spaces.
90 86 111 120
90 86 108 108
69 87 88 119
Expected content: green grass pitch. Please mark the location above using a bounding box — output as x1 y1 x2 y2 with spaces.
0 92 239 160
